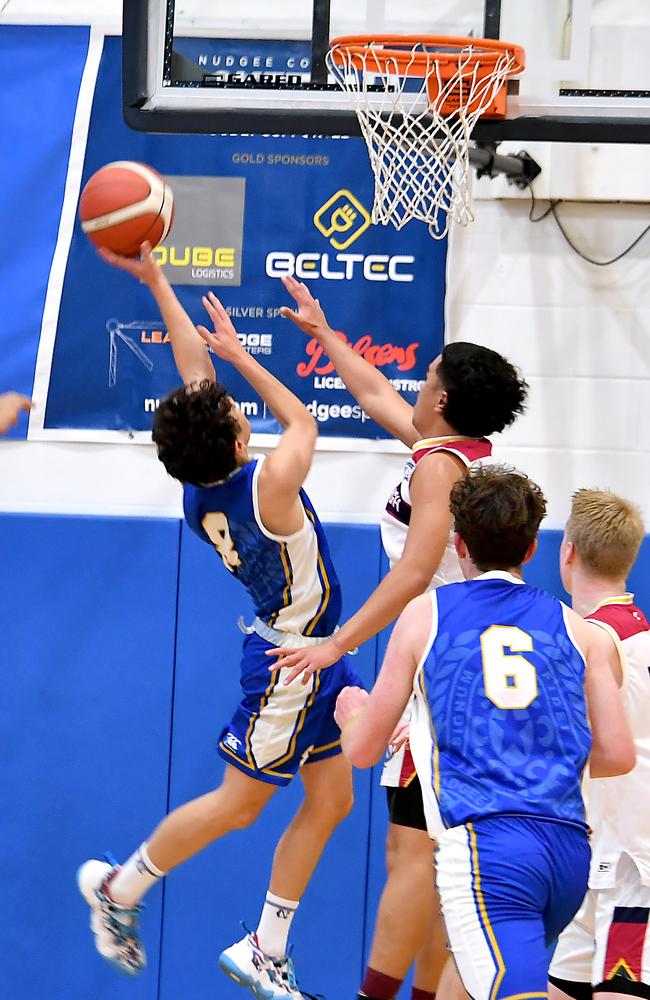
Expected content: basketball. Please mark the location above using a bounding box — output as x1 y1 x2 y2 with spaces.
79 160 174 256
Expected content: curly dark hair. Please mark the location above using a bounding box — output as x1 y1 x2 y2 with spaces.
450 465 547 571
438 343 528 437
152 380 241 486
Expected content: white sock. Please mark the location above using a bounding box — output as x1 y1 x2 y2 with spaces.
255 891 300 958
108 843 166 907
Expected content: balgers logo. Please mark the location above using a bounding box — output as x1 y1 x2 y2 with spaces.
297 331 419 378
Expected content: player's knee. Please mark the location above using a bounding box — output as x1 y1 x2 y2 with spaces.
319 786 355 826
226 801 266 830
332 786 354 822
304 782 354 828
385 824 434 879
385 824 402 873
209 787 267 832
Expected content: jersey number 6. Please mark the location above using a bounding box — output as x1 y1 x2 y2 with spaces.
480 625 539 710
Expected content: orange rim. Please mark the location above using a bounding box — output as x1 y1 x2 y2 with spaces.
329 34 526 78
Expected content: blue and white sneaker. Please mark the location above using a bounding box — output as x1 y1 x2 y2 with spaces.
219 932 301 999
77 858 146 976
271 952 310 1000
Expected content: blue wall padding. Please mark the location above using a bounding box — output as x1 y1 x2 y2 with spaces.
0 514 180 1000
158 522 383 1000
2 513 650 1000
0 26 90 436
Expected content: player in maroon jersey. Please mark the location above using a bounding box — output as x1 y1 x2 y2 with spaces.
550 489 650 1000
268 277 528 1000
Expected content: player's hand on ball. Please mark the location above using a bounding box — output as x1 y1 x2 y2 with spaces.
279 275 331 339
98 241 161 285
0 392 32 435
197 292 247 364
266 636 342 685
334 686 369 730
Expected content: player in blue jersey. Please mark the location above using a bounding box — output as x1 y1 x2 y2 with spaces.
334 466 635 1000
267 276 528 1000
77 243 362 1000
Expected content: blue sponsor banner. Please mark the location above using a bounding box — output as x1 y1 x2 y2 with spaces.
0 24 90 439
41 36 446 443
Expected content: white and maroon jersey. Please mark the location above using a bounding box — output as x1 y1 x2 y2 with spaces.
381 435 493 588
380 435 492 789
586 595 650 888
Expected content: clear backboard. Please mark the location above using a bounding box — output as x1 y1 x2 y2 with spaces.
124 0 650 143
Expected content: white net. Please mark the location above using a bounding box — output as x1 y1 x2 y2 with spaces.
327 40 520 239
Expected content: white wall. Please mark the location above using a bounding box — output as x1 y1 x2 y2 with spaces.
2 1 649 529
447 198 650 527
0 438 409 522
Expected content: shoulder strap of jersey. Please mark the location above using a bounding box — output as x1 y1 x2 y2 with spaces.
413 437 492 469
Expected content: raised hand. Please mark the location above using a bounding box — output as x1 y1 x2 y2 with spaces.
97 241 162 286
197 291 248 364
279 274 331 339
266 636 343 685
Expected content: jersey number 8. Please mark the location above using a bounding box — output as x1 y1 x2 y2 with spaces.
480 625 539 710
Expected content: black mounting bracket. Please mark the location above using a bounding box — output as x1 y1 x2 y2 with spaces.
471 143 542 188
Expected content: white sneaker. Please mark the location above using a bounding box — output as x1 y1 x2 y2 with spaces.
77 858 146 976
219 932 298 999
270 953 308 1000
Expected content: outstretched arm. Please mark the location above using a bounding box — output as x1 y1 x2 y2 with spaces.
571 611 636 777
281 275 417 446
268 451 463 683
334 594 432 768
98 242 215 385
198 294 317 531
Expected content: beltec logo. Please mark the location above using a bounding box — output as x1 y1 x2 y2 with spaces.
314 190 371 250
266 252 414 283
265 188 415 282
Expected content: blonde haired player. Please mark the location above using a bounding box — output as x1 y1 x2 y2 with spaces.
550 489 650 1000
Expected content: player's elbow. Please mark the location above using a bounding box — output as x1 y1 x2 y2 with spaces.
182 365 215 387
342 740 381 770
394 560 434 599
590 742 636 778
295 412 318 442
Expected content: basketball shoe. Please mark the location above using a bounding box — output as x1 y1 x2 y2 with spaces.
271 952 309 999
77 857 146 975
219 931 306 998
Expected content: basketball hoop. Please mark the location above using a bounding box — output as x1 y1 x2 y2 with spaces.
327 35 526 239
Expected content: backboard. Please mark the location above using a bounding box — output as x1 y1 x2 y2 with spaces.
124 0 650 143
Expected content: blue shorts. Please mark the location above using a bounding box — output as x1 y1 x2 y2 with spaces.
217 631 363 786
436 814 591 1000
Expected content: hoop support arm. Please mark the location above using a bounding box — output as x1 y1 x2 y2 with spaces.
469 144 542 187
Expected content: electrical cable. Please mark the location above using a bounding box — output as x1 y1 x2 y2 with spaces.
526 185 650 266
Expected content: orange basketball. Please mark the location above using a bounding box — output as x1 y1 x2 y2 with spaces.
79 161 174 256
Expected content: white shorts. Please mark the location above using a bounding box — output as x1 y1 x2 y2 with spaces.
550 854 650 991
